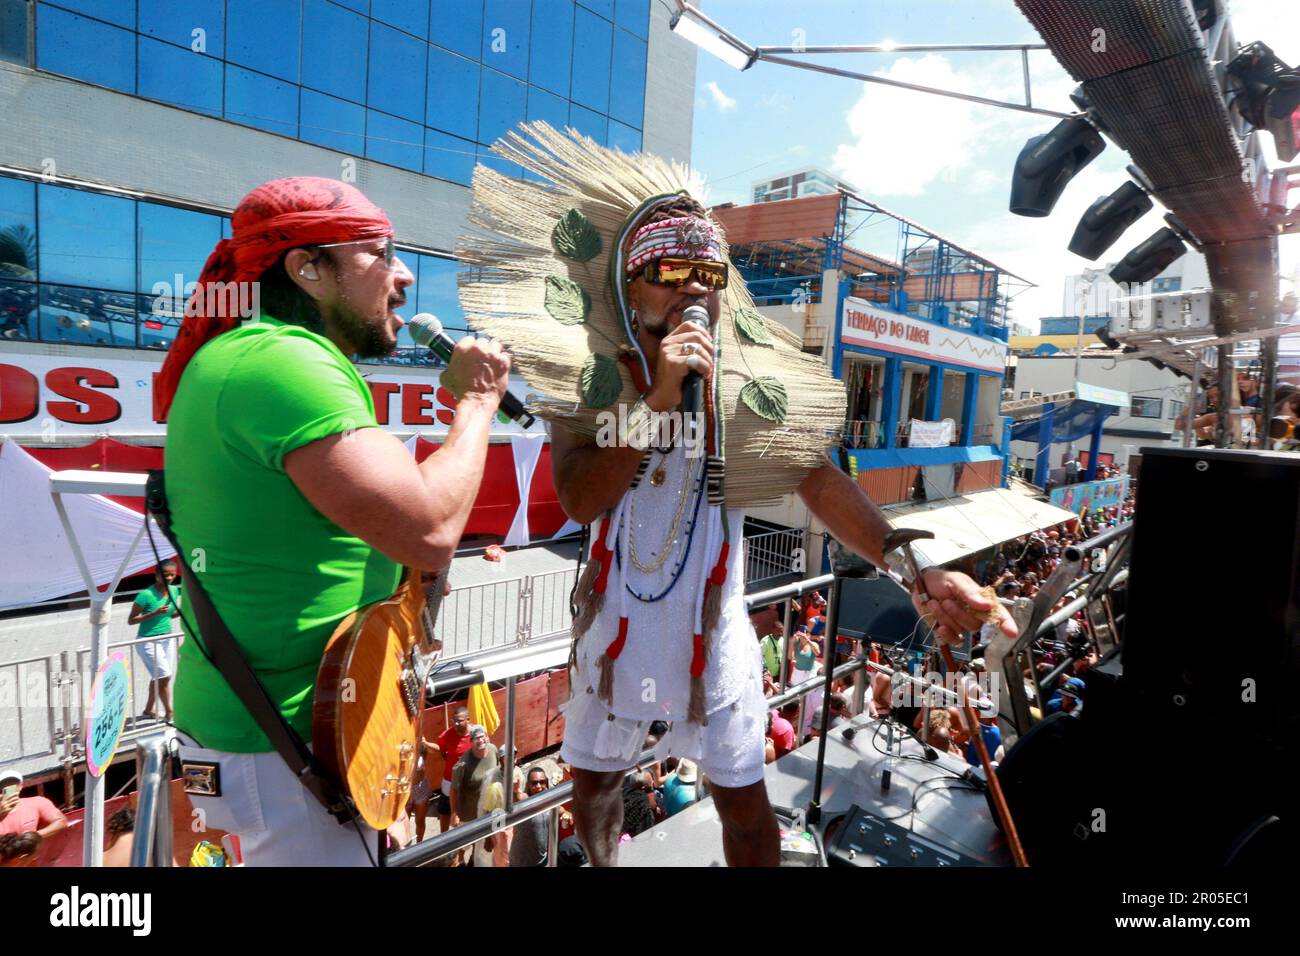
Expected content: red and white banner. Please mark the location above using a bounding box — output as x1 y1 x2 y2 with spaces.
0 350 540 440
840 298 1007 373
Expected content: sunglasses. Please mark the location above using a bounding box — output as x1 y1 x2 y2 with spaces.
315 235 396 268
642 257 729 291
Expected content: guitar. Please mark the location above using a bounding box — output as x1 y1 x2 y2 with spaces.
312 568 448 830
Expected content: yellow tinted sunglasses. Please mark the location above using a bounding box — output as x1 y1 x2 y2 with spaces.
643 257 729 290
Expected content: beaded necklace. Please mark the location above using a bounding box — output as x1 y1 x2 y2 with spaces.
616 453 706 602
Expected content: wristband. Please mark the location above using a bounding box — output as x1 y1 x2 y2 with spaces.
622 395 657 452
883 545 936 591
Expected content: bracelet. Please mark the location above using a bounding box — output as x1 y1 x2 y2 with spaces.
622 395 656 452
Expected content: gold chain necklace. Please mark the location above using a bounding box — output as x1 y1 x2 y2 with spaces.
628 453 698 574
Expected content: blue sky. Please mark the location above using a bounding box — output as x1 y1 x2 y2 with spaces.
687 0 1300 328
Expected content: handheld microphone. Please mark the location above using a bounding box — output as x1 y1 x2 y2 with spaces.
680 304 711 442
407 313 535 429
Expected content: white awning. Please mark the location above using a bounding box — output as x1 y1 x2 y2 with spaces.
882 488 1079 566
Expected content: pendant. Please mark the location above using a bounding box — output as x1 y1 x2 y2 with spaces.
650 464 667 486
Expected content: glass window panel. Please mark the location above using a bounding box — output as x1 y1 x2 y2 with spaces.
221 217 232 240
365 109 423 172
372 0 427 37
300 88 366 154
367 21 427 122
570 6 611 114
138 36 223 116
302 0 368 101
477 67 526 145
225 66 299 137
333 0 369 11
614 0 648 40
139 0 224 56
43 0 133 28
0 177 38 281
529 0 573 97
38 185 134 291
578 0 612 20
416 254 466 332
226 0 300 83
137 203 222 295
430 0 482 60
477 147 521 180
608 28 644 127
36 4 134 94
39 284 137 347
568 102 607 143
526 85 568 129
0 279 38 342
1 0 30 66
138 291 183 350
423 128 477 185
426 46 480 140
607 118 640 152
481 0 529 80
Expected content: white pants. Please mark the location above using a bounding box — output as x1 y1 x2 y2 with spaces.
176 734 378 867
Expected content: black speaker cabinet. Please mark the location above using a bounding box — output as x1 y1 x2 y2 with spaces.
1122 447 1300 752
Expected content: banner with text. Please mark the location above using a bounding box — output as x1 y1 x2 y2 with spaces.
1049 476 1131 515
0 351 538 440
840 298 1007 373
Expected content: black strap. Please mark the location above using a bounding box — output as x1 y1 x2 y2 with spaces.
145 470 354 825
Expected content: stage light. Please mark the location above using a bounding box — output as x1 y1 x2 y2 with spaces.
1068 181 1153 260
1009 117 1106 217
669 3 756 71
1226 42 1300 162
1109 227 1186 285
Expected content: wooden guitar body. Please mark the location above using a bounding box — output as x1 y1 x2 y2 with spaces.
313 570 429 830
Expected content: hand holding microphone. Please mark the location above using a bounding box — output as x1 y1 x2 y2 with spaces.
407 313 534 428
646 304 714 414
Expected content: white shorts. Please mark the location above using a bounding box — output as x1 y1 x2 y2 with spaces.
176 733 378 867
560 687 767 790
136 637 177 680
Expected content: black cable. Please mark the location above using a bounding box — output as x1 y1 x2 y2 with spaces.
869 718 966 779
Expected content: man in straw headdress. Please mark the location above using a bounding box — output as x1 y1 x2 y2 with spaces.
458 125 1016 866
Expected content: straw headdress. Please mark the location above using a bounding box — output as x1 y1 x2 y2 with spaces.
455 122 846 508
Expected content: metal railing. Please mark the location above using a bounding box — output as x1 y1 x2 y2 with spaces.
389 572 857 867
742 528 806 589
436 567 577 661
843 420 885 449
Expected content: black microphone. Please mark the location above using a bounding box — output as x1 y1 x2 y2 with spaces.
407 313 535 429
680 304 710 442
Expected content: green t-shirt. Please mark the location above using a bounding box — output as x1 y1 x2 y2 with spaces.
167 316 402 753
133 584 181 638
759 635 781 678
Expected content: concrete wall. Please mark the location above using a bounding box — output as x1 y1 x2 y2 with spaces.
643 0 698 166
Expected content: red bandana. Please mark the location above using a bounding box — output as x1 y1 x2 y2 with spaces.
154 176 393 420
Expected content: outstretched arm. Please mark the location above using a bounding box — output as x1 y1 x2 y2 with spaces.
798 458 1017 645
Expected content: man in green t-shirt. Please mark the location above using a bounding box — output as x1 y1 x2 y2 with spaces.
157 178 510 866
127 559 182 722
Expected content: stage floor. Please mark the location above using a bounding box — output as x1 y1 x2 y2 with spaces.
618 712 1013 867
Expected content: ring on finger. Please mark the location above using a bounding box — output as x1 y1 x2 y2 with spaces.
680 343 696 356
686 355 704 373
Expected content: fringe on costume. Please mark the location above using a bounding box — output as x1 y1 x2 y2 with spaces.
593 711 642 760
558 683 601 726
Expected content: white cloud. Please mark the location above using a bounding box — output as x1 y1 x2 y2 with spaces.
705 81 737 112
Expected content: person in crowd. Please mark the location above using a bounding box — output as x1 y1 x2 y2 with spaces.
621 770 659 839
660 758 700 817
127 559 182 723
791 626 819 685
557 835 588 867
0 831 41 867
0 772 67 846
449 726 496 863
431 706 473 836
767 705 796 761
506 766 552 868
101 806 137 867
925 709 960 757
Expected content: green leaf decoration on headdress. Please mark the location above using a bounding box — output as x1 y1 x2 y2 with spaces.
551 208 603 262
580 353 623 408
544 274 592 326
734 307 774 345
740 376 789 423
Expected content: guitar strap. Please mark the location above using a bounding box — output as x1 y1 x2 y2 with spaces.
145 470 355 826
